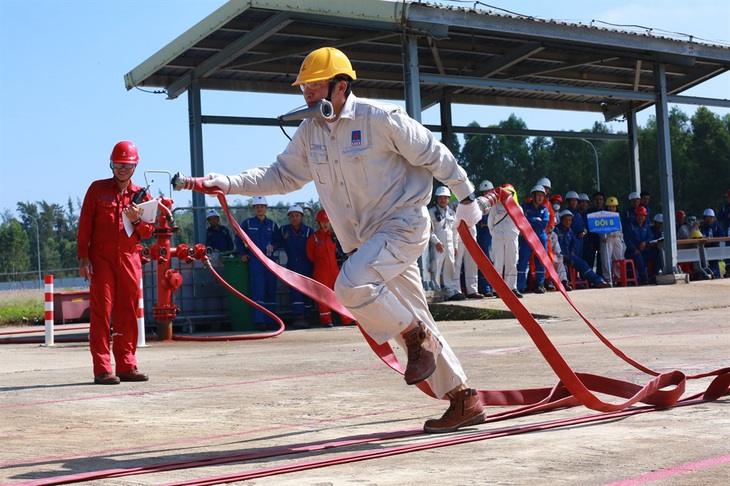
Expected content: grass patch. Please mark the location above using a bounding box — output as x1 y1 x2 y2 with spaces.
0 289 44 326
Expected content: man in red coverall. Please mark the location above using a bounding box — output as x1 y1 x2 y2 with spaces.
306 209 354 327
77 141 153 385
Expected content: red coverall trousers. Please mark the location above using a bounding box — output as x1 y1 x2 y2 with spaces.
306 229 354 326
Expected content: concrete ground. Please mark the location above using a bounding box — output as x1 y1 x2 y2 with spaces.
1 279 728 485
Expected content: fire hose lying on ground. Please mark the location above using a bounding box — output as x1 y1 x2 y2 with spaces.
171 173 729 413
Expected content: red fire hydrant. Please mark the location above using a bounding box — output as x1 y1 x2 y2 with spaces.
140 197 208 341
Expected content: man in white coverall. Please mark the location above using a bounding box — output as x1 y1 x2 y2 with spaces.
428 186 464 301
199 47 497 433
454 198 484 300
487 184 523 298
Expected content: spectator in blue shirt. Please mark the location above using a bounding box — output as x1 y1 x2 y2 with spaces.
476 180 495 297
623 205 652 285
556 210 610 288
279 205 315 328
235 196 282 331
517 185 549 294
205 208 234 252
565 191 588 259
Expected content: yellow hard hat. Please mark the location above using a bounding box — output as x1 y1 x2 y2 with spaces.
292 47 357 86
690 228 704 239
606 196 619 207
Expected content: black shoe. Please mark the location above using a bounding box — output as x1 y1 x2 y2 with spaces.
534 285 546 294
561 280 573 292
512 289 523 299
447 293 466 301
466 292 484 299
484 291 495 298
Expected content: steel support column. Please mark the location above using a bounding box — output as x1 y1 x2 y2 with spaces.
439 94 455 152
626 110 641 194
187 80 207 245
402 35 422 121
652 63 678 274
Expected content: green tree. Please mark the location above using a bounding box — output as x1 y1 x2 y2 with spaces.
0 219 31 276
689 107 730 212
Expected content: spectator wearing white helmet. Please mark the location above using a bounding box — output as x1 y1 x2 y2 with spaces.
621 191 644 228
475 180 496 297
534 178 557 289
699 208 726 279
488 184 523 298
205 208 235 252
555 211 610 289
517 185 550 294
429 186 464 300
565 190 588 258
454 196 484 299
278 205 315 328
234 196 282 331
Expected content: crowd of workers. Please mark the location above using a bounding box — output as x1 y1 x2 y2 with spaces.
205 201 354 331
426 181 730 300
203 183 730 328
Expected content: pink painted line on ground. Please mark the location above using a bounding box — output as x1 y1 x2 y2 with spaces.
0 365 384 410
604 452 730 485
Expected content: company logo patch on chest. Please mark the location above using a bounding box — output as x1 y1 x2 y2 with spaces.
351 130 362 146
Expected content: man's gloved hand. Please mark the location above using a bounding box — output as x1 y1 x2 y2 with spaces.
202 173 231 194
454 201 482 228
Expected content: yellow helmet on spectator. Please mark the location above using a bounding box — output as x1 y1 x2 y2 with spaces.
606 196 619 207
690 228 704 239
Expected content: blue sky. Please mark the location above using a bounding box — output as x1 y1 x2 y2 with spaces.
1 0 728 216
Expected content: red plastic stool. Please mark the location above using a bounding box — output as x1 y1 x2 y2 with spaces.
612 259 638 287
569 266 589 289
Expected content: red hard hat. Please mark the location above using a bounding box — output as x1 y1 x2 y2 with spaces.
316 209 329 223
110 141 139 164
635 206 648 216
726 189 730 198
675 210 686 219
550 194 563 204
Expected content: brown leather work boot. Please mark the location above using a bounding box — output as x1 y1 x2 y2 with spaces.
424 388 487 433
403 322 442 385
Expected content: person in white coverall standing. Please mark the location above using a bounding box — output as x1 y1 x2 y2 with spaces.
198 47 499 433
429 186 464 301
487 183 523 298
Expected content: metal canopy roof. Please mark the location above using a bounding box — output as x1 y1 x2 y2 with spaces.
125 0 730 122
